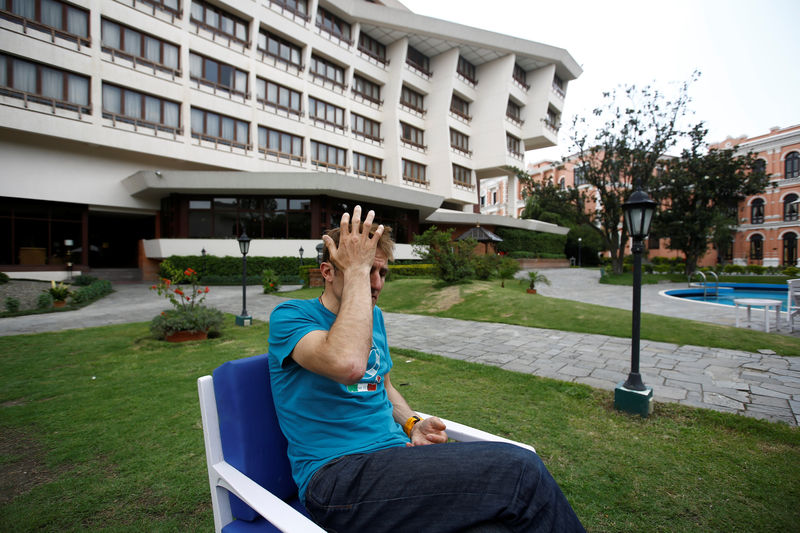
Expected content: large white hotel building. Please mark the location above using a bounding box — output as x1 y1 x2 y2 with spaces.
0 0 580 279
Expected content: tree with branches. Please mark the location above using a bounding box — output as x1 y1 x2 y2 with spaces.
651 124 768 275
567 75 697 274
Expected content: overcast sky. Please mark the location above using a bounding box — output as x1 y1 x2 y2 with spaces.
400 0 800 162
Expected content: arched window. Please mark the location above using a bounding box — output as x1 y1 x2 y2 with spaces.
787 152 800 180
753 158 766 175
785 194 799 221
750 234 764 260
751 198 765 224
559 177 566 190
784 233 798 266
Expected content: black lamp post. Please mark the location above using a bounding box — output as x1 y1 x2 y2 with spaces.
316 243 324 265
64 239 74 281
615 189 657 416
201 247 207 279
299 246 304 267
235 232 252 327
577 237 582 268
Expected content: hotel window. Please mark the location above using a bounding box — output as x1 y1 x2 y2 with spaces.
0 53 89 113
400 122 425 149
406 45 430 76
786 152 800 180
256 78 301 116
545 107 560 131
574 165 588 186
352 74 381 104
752 158 766 176
506 133 522 158
751 198 765 224
353 152 384 180
402 159 427 185
750 234 763 260
450 128 470 155
2 0 89 45
553 74 565 97
258 126 303 161
189 52 248 97
257 30 302 69
400 85 425 114
315 6 351 43
310 54 345 88
452 164 472 188
784 194 799 221
358 32 387 64
450 93 471 120
102 83 180 132
351 113 381 142
308 96 345 130
191 107 250 149
506 99 522 123
513 63 529 89
457 56 476 85
784 233 798 266
187 197 311 239
190 0 248 45
270 0 308 21
101 19 180 73
310 140 347 170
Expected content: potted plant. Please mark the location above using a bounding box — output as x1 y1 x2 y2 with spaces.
262 268 281 294
47 280 72 307
150 267 223 341
527 271 551 294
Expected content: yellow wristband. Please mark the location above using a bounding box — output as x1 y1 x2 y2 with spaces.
403 415 422 437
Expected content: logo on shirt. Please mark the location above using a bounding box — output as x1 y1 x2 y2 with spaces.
346 345 382 393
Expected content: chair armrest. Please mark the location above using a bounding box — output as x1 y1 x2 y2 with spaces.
212 461 325 532
417 412 535 453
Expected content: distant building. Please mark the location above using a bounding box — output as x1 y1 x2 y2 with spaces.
505 125 800 267
718 124 800 267
0 0 581 279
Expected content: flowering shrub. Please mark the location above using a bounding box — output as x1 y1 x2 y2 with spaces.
149 267 223 339
262 268 280 294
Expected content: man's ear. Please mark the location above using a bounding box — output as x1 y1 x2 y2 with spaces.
319 261 335 283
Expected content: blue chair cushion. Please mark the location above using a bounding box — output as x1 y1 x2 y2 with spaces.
213 354 300 522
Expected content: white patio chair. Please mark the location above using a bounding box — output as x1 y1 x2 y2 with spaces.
787 279 800 332
198 353 535 533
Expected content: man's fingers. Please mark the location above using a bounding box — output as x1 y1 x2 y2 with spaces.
351 205 362 230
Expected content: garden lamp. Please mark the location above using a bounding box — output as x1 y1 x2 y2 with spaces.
615 189 657 417
236 232 252 327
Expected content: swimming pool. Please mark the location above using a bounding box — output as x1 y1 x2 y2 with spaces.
663 283 789 311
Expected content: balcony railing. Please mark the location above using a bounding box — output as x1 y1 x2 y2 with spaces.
1 86 91 118
102 46 181 80
1 9 91 50
102 111 182 138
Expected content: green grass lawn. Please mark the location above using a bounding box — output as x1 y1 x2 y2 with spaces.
0 320 798 532
284 278 800 356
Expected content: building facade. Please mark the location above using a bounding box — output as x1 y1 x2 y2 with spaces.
504 125 800 268
0 0 580 279
722 124 800 267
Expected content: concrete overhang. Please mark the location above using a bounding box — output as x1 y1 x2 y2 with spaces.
122 170 445 219
425 208 569 235
332 0 582 80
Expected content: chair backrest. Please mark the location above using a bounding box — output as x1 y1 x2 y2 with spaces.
788 279 800 306
213 353 297 522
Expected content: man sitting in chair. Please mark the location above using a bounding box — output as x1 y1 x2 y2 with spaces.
268 206 584 532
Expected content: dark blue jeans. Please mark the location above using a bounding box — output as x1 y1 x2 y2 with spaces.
304 441 585 533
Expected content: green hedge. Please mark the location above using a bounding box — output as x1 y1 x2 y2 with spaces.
494 228 567 256
388 264 436 278
160 255 317 280
71 279 113 305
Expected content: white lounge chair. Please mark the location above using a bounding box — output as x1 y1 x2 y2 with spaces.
198 353 535 532
787 279 800 332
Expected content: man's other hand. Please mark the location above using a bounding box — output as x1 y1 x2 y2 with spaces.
407 416 448 447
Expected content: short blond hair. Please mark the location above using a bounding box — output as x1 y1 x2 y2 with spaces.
321 223 394 263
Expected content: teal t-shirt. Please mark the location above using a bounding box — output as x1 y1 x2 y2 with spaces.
267 298 409 502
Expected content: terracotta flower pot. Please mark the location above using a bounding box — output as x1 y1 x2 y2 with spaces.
165 330 208 343
526 288 537 294
53 300 67 308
